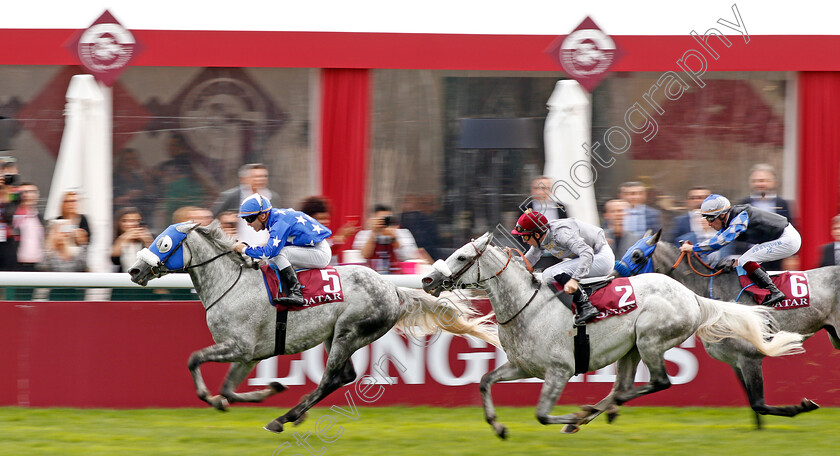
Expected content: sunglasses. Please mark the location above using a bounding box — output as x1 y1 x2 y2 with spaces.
702 214 718 222
243 214 258 223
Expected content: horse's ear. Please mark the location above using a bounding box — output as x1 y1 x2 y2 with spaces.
643 229 653 238
476 232 493 249
646 229 662 246
176 222 200 233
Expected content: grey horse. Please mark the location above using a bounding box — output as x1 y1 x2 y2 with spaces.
421 232 805 438
616 230 828 426
128 221 499 433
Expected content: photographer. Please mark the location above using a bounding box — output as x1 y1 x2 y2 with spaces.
39 219 88 272
0 157 21 270
352 204 420 274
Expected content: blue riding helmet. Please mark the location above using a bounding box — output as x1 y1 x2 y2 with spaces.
239 193 272 218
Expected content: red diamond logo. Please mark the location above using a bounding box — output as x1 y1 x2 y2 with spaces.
546 16 625 92
64 10 143 86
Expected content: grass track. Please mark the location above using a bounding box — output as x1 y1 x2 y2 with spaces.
2 406 838 455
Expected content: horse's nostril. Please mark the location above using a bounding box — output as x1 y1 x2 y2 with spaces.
422 277 432 285
128 268 139 275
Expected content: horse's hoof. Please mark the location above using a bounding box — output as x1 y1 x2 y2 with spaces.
802 398 820 412
208 395 229 412
561 424 580 434
606 405 620 423
269 382 288 394
264 420 284 434
493 424 508 440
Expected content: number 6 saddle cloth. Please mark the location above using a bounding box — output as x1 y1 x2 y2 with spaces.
550 277 639 323
738 272 811 309
260 264 345 311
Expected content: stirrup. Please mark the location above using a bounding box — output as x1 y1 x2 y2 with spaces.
761 291 785 307
574 305 599 326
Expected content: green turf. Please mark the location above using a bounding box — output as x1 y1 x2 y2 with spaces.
2 406 837 455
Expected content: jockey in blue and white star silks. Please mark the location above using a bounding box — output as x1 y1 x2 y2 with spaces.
233 193 332 306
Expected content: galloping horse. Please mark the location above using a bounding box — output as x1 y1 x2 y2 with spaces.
421 233 804 438
128 221 499 433
616 230 831 426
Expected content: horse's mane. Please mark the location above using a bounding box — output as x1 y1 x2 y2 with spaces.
194 220 249 266
485 240 540 281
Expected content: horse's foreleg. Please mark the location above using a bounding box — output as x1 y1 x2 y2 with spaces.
736 358 819 423
220 361 287 406
187 340 248 409
534 367 578 426
480 362 529 439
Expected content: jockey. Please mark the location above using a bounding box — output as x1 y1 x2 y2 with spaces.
679 194 801 307
233 193 332 306
511 209 615 326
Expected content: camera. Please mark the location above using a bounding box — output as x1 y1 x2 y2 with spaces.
382 215 393 226
2 173 18 186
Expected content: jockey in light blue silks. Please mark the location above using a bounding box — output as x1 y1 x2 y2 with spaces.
233 193 332 306
679 194 801 307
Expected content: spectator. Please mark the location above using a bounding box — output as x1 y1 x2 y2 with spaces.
523 177 568 270
54 190 89 246
299 195 360 266
217 210 239 239
619 181 662 238
524 176 567 221
211 163 273 247
737 164 794 271
0 156 21 271
352 204 420 274
664 186 711 245
113 147 155 223
39 219 87 272
818 214 840 267
399 194 442 261
191 207 214 226
112 207 154 273
159 132 215 224
602 198 640 255
12 182 45 271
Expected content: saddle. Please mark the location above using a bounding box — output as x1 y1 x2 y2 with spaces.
260 265 345 311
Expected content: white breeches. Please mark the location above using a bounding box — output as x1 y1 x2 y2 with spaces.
542 245 616 282
270 240 332 270
738 224 801 267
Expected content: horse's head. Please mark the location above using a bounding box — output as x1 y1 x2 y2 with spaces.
422 232 494 297
128 222 200 286
614 229 661 277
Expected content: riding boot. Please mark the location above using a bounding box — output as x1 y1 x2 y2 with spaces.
275 266 306 306
750 266 786 307
573 289 599 326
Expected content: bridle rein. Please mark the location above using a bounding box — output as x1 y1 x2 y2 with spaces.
443 241 542 326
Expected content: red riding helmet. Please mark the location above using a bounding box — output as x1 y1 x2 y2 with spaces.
511 210 548 236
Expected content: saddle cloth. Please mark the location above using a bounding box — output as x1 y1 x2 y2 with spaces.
738 271 811 309
551 277 639 322
261 265 345 311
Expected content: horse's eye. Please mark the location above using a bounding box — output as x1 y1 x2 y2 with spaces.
457 255 467 262
631 249 643 262
157 235 173 253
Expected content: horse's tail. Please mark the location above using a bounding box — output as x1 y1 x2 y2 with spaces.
694 296 804 357
395 287 501 348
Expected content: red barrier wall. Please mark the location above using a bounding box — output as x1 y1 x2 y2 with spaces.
1 300 838 409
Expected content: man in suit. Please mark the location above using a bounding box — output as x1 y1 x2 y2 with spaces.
818 214 840 267
523 176 567 271
211 163 274 246
619 181 662 238
737 164 794 271
665 186 711 245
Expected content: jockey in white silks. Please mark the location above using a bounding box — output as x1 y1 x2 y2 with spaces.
510 209 615 326
233 193 332 306
679 194 801 307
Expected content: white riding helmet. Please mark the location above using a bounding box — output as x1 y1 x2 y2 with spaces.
699 194 731 219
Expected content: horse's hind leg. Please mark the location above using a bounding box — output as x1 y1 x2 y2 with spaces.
613 350 672 406
219 361 287 407
736 357 819 423
534 367 580 426
480 362 529 439
187 340 248 408
571 347 641 430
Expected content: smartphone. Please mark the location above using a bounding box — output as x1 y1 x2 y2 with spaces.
382 215 393 226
